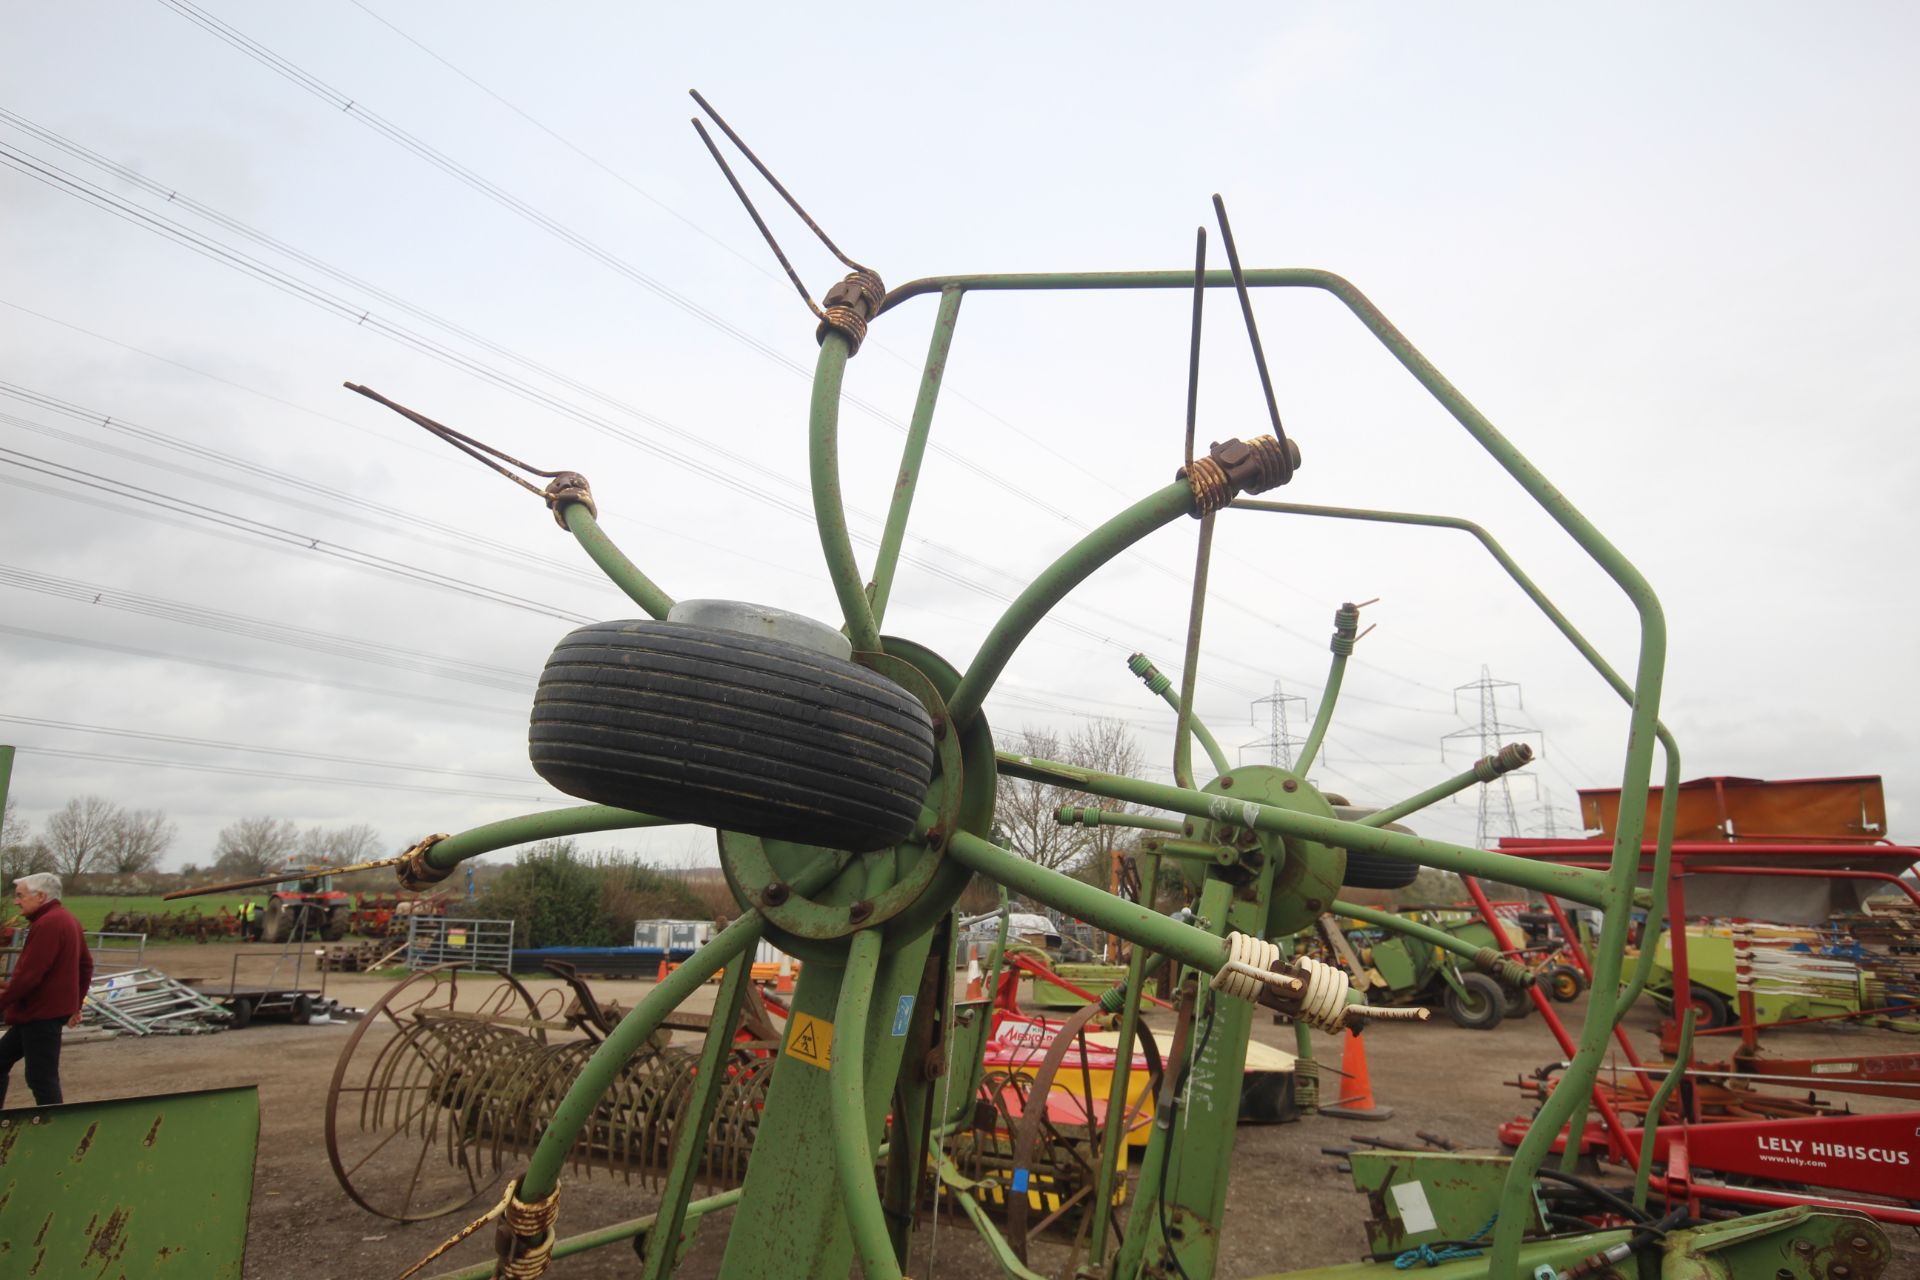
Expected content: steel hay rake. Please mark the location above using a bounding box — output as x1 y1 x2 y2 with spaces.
178 91 1892 1280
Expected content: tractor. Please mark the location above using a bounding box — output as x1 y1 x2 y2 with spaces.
259 865 351 942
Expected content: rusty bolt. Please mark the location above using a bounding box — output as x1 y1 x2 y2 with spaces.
761 882 790 908
925 826 946 850
848 900 874 925
1221 776 1234 790
931 716 948 740
1306 899 1323 913
1282 778 1299 792
1850 1235 1873 1254
1793 1240 1815 1255
1831 1266 1852 1279
1184 823 1194 836
923 1049 946 1079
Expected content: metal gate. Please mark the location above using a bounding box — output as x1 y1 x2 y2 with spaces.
406 916 514 971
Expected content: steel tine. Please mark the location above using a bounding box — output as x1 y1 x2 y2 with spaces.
1210 194 1293 461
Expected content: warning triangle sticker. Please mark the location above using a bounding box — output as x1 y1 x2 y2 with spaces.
785 1011 833 1068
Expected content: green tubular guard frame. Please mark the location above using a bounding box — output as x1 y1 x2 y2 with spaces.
349 256 1890 1280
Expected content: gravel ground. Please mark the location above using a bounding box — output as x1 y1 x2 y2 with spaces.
33 944 1920 1278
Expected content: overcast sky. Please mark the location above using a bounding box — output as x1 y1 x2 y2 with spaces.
2 2 1915 876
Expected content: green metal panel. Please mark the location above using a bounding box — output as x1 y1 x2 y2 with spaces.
0 1085 258 1278
714 930 935 1279
1369 937 1422 993
1257 1229 1635 1279
1346 1151 1543 1257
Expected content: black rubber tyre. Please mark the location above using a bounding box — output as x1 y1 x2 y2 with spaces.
226 998 253 1031
530 620 937 852
1545 963 1587 1003
261 904 292 944
323 906 350 942
1681 985 1733 1030
1338 849 1420 890
1444 971 1506 1031
1503 985 1533 1019
290 994 313 1025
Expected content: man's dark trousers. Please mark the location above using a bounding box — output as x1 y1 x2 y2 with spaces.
0 1018 65 1107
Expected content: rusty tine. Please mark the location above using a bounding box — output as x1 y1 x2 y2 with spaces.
689 89 873 277
1210 194 1293 465
1184 226 1207 467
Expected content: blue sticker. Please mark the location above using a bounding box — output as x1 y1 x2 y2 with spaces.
891 993 915 1036
1011 1168 1030 1193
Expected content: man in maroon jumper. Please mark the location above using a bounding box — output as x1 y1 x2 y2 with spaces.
0 873 93 1108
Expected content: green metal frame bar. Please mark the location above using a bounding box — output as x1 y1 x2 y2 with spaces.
933 1154 1051 1280
810 332 882 653
947 480 1198 729
1085 842 1162 1261
1633 1009 1696 1211
517 912 768 1203
638 948 757 1279
1294 642 1345 777
0 744 13 838
1058 804 1186 835
560 502 674 620
997 751 1616 906
1127 653 1234 780
1227 497 1686 1192
516 864 844 1209
420 804 679 876
869 287 964 629
832 926 900 1280
1331 899 1497 970
1357 756 1523 830
948 827 1230 973
436 265 1682 1278
893 264 1683 1270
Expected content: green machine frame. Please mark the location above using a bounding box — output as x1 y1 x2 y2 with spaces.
125 104 1889 1280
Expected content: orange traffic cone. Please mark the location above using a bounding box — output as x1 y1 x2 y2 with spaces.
963 945 984 1000
775 953 795 995
1320 1028 1394 1121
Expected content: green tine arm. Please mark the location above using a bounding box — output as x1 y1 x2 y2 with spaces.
947 481 1197 729
810 332 881 652
560 502 674 620
1127 653 1233 779
997 751 1614 906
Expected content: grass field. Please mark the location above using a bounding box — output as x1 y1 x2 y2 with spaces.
61 893 253 935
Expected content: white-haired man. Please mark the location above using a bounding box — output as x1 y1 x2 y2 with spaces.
0 873 92 1108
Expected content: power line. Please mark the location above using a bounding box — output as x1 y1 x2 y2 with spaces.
0 622 524 719
0 122 1494 743
83 29 1452 683
0 713 535 784
0 562 535 690
0 443 597 623
18 744 559 804
0 391 613 591
149 2 1083 526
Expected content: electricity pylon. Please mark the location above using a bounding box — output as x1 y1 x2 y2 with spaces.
1442 665 1543 849
1241 680 1308 768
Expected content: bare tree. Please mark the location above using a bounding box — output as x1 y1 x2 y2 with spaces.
296 822 383 867
213 816 300 877
994 719 1149 875
105 808 176 875
1 801 52 884
44 795 122 878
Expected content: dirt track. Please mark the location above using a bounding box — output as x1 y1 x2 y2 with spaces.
39 946 1920 1278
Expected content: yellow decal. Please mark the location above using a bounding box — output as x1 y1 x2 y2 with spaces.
785 1010 833 1069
